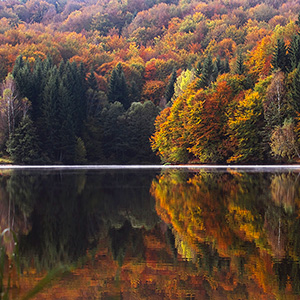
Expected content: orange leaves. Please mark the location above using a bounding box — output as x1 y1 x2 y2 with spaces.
188 82 234 161
217 38 237 58
151 76 238 163
106 34 127 51
141 80 165 105
246 36 273 80
144 60 157 80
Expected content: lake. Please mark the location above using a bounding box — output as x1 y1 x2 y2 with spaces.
2 165 300 299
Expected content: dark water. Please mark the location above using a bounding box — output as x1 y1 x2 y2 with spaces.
2 167 300 299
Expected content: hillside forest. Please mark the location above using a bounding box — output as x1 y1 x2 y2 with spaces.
1 0 300 163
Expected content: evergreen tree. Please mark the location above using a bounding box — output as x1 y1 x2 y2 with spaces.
289 34 300 71
165 69 177 103
6 116 42 164
272 38 290 72
100 102 125 162
223 58 230 73
195 61 202 77
198 54 215 88
293 63 300 111
57 82 76 163
40 67 60 161
74 137 87 164
108 63 130 109
88 70 98 91
235 52 245 75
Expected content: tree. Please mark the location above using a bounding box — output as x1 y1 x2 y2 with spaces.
165 69 177 103
292 63 300 111
186 81 234 162
272 39 290 73
74 137 87 164
100 101 126 162
87 70 97 91
108 63 130 109
6 115 42 164
123 101 160 163
0 73 30 147
235 52 245 75
228 90 265 163
198 53 217 89
264 71 287 129
270 118 300 161
289 34 300 71
57 82 76 163
172 69 195 102
40 67 60 161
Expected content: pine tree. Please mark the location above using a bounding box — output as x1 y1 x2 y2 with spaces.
108 63 130 109
165 69 177 103
88 70 98 91
215 56 221 74
293 63 300 111
195 61 202 77
272 38 290 72
108 68 118 101
40 67 60 160
6 116 42 164
223 58 230 73
198 54 215 88
289 34 300 71
235 52 245 75
57 81 76 163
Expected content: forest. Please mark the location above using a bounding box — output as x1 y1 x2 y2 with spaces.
0 0 300 163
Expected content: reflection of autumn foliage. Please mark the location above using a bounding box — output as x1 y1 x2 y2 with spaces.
151 170 300 299
5 169 300 299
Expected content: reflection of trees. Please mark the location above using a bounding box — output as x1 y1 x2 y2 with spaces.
270 173 297 212
1 169 159 271
151 169 300 298
109 220 145 266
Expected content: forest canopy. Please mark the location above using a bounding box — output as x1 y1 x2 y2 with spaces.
0 0 300 163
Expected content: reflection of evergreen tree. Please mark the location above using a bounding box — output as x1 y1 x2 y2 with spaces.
18 171 90 271
6 169 159 271
197 243 230 276
109 221 145 266
165 226 177 259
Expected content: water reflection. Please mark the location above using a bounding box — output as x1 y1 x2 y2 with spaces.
151 169 300 299
2 168 300 299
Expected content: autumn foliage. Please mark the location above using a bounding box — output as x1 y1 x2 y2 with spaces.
0 0 299 163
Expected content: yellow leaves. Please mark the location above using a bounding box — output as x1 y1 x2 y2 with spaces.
106 34 127 52
228 90 261 128
204 39 217 56
228 203 261 241
246 35 273 79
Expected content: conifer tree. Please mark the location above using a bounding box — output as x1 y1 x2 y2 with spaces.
57 82 76 163
108 63 130 109
6 116 41 164
235 52 245 75
88 70 98 91
223 59 230 73
195 61 202 77
272 38 290 72
198 54 215 88
289 34 300 71
40 67 60 160
165 69 177 103
293 63 300 111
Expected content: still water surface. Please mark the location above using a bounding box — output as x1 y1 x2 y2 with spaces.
2 166 300 299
